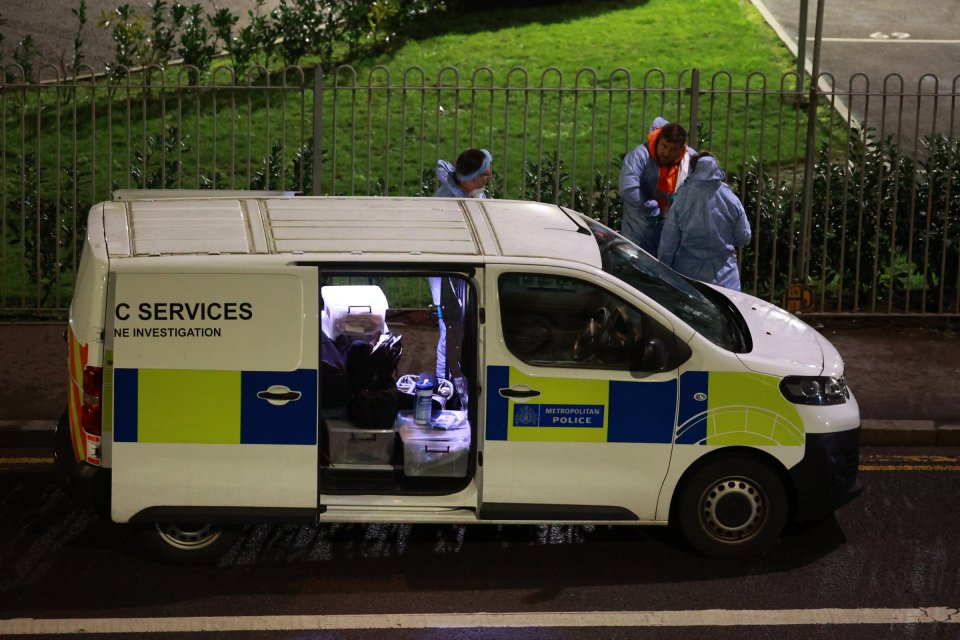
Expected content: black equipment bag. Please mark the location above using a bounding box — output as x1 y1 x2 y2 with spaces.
345 334 403 428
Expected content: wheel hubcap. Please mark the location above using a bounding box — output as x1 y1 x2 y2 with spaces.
155 523 223 551
700 477 766 543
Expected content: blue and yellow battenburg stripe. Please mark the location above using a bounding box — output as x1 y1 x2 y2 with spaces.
113 368 318 445
485 366 803 446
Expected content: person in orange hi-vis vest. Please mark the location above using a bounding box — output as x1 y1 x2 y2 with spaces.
618 117 695 254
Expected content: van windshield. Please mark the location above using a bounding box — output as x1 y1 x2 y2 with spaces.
582 216 746 351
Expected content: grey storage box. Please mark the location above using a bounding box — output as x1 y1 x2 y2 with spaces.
398 424 470 477
326 419 395 467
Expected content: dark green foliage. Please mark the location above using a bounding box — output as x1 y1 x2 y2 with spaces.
227 0 276 74
4 154 87 305
338 0 373 57
734 129 960 311
149 0 177 65
0 13 6 67
367 0 444 45
730 158 797 301
173 4 216 84
244 138 313 192
271 0 327 67
84 0 448 80
208 7 238 55
97 4 147 81
521 153 623 230
67 0 88 79
126 126 190 189
11 35 39 82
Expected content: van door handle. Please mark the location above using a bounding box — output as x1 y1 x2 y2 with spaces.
498 385 541 399
257 385 303 406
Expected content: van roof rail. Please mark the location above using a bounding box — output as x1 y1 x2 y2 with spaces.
112 189 300 201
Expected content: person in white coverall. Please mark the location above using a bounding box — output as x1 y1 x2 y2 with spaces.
657 152 752 291
430 148 492 379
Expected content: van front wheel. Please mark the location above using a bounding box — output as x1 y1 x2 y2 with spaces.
675 456 787 558
139 522 240 565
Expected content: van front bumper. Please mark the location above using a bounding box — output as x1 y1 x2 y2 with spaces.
789 426 862 521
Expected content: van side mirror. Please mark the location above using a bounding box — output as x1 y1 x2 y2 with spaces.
638 337 668 373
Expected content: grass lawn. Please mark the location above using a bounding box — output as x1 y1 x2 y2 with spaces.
320 0 804 198
381 0 792 79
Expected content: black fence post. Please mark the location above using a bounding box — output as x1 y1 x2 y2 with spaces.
312 66 324 195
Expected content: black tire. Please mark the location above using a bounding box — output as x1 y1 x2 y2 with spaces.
675 455 788 558
138 522 241 565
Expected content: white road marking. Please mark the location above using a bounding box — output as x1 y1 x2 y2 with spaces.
2 608 958 634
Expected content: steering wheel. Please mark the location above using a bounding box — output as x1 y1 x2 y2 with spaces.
572 306 616 361
572 304 642 363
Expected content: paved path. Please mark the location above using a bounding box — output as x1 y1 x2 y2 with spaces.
752 0 960 141
0 0 281 77
755 0 960 87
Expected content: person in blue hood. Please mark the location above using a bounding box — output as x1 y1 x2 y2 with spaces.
657 152 752 291
618 117 695 254
429 148 492 380
433 148 492 198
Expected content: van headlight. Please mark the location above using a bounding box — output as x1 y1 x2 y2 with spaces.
779 375 849 405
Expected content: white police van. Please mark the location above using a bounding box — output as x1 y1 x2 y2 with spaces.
58 192 861 563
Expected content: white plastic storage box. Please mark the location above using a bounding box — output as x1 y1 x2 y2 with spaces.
326 419 396 467
398 424 470 477
321 285 388 343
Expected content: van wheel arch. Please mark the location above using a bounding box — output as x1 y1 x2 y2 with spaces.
669 448 795 558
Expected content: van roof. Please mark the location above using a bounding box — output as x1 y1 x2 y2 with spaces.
99 196 603 267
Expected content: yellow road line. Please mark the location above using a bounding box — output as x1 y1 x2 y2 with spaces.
860 454 960 471
0 456 55 471
863 455 960 463
0 457 55 465
860 465 960 472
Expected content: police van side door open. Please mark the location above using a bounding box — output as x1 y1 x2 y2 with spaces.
107 266 320 523
480 266 689 522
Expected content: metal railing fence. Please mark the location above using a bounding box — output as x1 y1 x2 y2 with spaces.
1 63 958 317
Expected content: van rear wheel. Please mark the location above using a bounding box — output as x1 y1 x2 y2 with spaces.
139 522 240 565
675 456 787 558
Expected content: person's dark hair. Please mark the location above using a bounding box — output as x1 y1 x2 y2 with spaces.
455 148 487 177
660 122 687 144
690 151 714 174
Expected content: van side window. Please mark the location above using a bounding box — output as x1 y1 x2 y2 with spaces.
498 273 675 370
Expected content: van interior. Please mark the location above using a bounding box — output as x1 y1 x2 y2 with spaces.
317 271 477 496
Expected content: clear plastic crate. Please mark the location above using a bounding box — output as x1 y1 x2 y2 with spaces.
398 424 470 477
326 419 395 467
